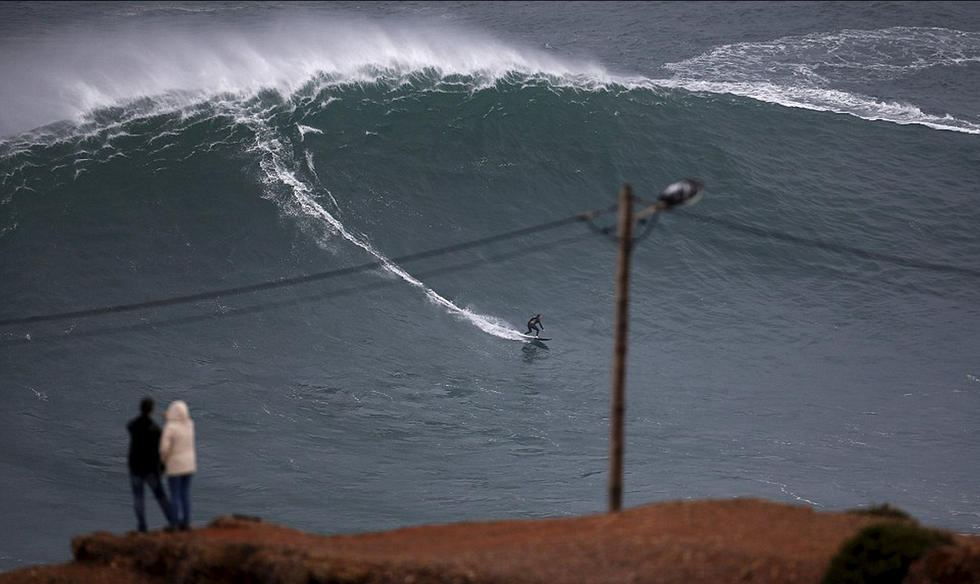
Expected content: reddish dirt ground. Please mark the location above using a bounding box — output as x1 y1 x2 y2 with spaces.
2 498 978 584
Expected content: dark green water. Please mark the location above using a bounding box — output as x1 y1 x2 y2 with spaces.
1 1 979 571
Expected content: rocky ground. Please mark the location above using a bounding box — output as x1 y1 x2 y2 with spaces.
2 498 978 584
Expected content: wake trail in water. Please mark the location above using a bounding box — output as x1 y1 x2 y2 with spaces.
248 118 525 341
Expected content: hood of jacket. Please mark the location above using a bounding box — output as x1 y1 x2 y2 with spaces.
166 400 191 423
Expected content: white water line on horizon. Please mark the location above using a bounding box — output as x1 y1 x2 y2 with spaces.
641 76 980 135
652 26 980 135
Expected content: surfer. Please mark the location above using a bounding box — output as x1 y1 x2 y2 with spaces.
526 314 544 337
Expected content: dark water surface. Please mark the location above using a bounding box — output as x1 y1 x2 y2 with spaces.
2 1 979 571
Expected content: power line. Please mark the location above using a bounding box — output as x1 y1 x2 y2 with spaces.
0 207 613 328
676 211 980 280
2 200 977 332
0 232 593 347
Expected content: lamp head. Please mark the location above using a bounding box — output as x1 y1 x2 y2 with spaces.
658 179 703 208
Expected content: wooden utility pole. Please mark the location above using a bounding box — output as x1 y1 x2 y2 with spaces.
605 178 702 513
608 184 633 513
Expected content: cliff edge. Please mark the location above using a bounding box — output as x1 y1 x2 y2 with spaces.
2 498 978 584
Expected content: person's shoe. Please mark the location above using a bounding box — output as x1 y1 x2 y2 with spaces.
179 523 191 531
164 525 178 532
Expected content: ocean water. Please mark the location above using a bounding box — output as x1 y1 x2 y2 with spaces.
1 1 979 572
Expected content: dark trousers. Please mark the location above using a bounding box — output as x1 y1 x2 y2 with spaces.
168 474 193 528
130 472 174 532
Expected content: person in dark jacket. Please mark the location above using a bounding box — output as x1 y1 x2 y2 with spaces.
127 397 175 532
526 314 544 336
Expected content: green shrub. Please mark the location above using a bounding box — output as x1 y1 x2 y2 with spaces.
848 504 913 521
821 522 953 584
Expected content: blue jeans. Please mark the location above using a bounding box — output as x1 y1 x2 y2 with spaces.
130 472 174 532
168 474 193 528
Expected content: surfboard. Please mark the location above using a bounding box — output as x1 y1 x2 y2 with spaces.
519 334 551 342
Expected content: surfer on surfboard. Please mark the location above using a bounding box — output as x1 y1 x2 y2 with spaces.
525 314 544 337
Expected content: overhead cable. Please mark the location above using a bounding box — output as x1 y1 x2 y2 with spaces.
0 232 592 346
677 211 980 280
0 206 615 328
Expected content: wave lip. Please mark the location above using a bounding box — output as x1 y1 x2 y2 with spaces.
0 15 609 138
0 61 623 158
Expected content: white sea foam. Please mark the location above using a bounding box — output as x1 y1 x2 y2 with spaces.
303 150 317 177
659 26 980 135
666 27 980 83
297 124 322 141
638 77 980 135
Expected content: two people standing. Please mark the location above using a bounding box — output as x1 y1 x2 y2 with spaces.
126 398 196 532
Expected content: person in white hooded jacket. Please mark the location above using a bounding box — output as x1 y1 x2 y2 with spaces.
160 400 196 530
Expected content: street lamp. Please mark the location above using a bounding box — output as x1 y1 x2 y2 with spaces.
609 179 704 513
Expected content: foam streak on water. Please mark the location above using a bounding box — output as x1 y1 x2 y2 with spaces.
245 114 524 341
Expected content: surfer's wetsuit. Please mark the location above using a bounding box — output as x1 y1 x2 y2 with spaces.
526 315 543 336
